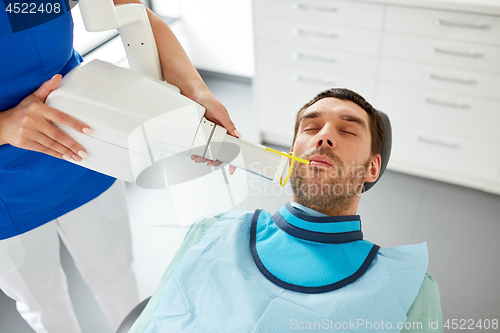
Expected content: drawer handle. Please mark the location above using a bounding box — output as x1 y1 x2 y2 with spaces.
433 19 491 30
291 2 338 12
424 72 477 85
291 74 335 86
412 134 461 149
429 46 483 59
291 52 336 63
419 96 470 109
291 28 337 39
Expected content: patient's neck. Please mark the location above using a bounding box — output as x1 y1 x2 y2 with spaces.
290 195 359 216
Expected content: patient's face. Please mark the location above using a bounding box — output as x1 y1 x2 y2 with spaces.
290 97 375 214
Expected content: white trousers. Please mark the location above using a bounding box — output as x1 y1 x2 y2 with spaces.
0 180 139 333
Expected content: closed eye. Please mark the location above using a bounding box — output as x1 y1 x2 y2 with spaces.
341 130 356 136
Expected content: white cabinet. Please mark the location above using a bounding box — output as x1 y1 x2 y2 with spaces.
253 0 382 146
381 33 500 73
379 59 500 100
254 16 382 55
377 84 500 144
253 0 385 29
384 5 500 44
252 0 500 194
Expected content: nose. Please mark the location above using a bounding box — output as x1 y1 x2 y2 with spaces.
315 128 336 149
316 138 333 147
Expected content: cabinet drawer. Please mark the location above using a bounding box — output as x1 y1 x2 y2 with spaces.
382 33 500 74
379 59 500 101
391 126 500 182
253 0 384 29
254 16 382 55
377 84 500 144
385 6 500 45
255 40 378 79
255 64 376 145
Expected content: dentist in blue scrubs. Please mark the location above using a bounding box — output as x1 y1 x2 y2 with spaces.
0 1 240 332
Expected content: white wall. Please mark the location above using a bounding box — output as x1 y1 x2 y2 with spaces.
72 5 118 56
153 0 255 77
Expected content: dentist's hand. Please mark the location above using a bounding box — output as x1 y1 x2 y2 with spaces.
193 90 241 139
189 90 241 175
0 74 91 162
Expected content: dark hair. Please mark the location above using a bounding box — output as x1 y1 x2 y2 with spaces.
292 88 385 157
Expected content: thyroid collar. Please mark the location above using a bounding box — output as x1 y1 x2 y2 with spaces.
251 202 380 293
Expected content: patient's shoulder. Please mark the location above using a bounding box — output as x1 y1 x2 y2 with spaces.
404 272 443 332
419 272 441 299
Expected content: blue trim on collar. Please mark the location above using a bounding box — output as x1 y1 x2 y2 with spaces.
273 212 363 244
272 202 363 244
251 209 380 294
281 204 361 234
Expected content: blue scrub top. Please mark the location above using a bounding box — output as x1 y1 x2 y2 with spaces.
0 4 116 240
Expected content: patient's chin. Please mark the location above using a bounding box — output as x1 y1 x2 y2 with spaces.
291 174 364 213
290 161 364 210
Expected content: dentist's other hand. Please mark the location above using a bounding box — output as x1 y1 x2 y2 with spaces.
190 155 237 175
0 74 91 162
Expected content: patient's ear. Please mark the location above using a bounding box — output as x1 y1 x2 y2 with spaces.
365 154 381 183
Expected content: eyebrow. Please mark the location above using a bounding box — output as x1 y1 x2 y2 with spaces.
339 114 367 131
300 110 322 123
300 110 367 131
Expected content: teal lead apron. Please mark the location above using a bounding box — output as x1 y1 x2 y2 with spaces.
146 203 428 332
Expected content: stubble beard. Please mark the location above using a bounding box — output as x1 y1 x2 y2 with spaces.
290 147 371 215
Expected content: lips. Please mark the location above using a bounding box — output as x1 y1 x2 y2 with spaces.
308 155 334 168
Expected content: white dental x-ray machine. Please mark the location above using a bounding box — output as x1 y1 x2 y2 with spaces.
46 0 299 185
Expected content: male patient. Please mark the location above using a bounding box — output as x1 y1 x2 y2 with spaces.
130 88 443 333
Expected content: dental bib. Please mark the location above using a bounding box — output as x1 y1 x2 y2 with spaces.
253 202 379 293
146 203 428 332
